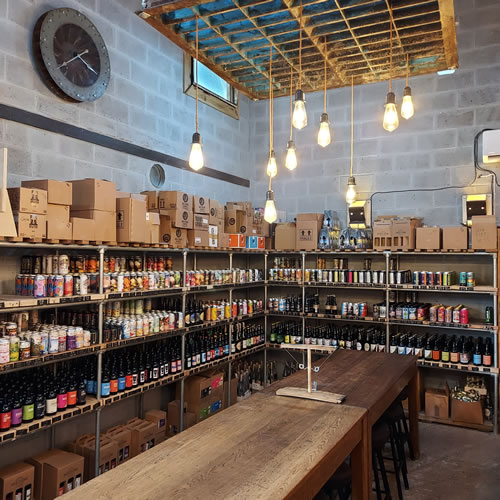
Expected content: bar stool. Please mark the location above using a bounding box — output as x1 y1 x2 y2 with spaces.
395 388 416 461
320 461 351 500
372 422 393 500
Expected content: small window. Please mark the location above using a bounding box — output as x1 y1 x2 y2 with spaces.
183 53 239 119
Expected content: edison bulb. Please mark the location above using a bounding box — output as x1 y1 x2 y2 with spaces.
383 92 399 132
401 87 414 119
292 90 307 130
285 140 297 170
266 150 277 178
264 190 277 223
189 132 203 171
317 113 331 147
346 177 357 205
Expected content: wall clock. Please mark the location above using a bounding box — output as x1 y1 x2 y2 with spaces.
33 8 111 102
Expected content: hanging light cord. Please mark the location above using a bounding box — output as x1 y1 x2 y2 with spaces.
195 16 199 133
269 45 273 152
289 64 293 140
405 53 409 86
323 36 327 113
299 0 302 88
389 14 393 92
350 76 354 177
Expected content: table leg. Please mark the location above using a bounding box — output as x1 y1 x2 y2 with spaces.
351 415 370 500
408 372 420 459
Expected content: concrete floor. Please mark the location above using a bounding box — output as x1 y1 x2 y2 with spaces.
386 423 500 500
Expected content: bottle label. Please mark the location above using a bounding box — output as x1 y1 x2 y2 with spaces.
125 375 133 388
110 380 118 393
441 352 450 362
46 398 57 414
390 345 397 354
473 353 482 365
11 407 22 425
483 354 492 366
57 393 68 409
101 382 110 397
118 377 126 391
0 411 11 429
67 391 77 406
77 389 87 404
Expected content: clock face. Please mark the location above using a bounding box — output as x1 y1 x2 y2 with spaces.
33 8 111 102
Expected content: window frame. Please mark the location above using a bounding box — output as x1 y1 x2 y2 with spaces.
183 52 239 120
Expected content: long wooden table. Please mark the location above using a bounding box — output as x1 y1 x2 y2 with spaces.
65 392 368 500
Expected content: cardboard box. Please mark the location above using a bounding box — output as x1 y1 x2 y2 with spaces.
257 236 265 249
193 213 209 231
29 449 84 500
219 233 230 249
104 425 132 465
425 387 449 419
209 200 222 224
224 208 247 234
116 194 148 243
126 418 158 457
188 229 209 247
416 226 441 250
14 213 47 238
245 235 258 249
158 191 192 211
159 216 187 248
182 372 224 423
70 179 116 212
194 195 209 214
223 377 238 409
22 179 72 206
71 209 116 242
154 430 166 445
471 215 497 250
71 217 95 241
373 217 394 250
295 214 323 251
48 203 70 223
167 400 187 431
228 201 252 218
451 397 483 425
47 220 72 240
141 191 160 211
275 223 296 250
0 462 35 500
208 224 218 236
209 237 218 248
8 187 48 215
228 234 246 248
144 409 167 434
162 208 193 229
443 226 468 250
392 217 423 250
146 212 160 244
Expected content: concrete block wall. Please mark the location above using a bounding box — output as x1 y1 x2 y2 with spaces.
248 0 500 225
0 0 250 202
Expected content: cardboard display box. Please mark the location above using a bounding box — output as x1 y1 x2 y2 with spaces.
451 397 483 425
146 212 160 244
275 223 296 250
162 208 193 229
126 418 158 457
158 191 192 211
29 449 84 500
193 213 209 231
228 201 252 218
48 203 69 223
442 226 468 250
68 435 118 481
471 215 497 250
209 199 223 224
71 209 116 242
392 217 422 250
181 372 224 423
373 216 395 250
104 425 132 465
416 227 441 250
70 179 116 212
295 213 323 251
159 216 188 248
144 409 167 435
47 220 72 240
188 229 209 247
141 191 159 211
228 234 245 248
218 233 230 249
22 179 72 206
71 217 95 241
8 187 48 215
425 387 449 419
194 196 209 214
0 462 35 500
116 193 147 243
14 214 47 238
224 208 247 234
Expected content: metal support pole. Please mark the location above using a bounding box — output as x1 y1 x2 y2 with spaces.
302 252 306 364
227 361 232 406
385 251 390 352
94 408 101 478
179 378 185 432
494 374 499 434
98 247 104 294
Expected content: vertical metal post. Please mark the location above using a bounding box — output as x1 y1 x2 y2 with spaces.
98 247 104 294
385 251 390 352
94 408 101 478
494 374 499 434
301 252 306 363
263 251 268 387
227 361 232 406
179 378 185 432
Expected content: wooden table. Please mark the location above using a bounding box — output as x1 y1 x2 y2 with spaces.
66 393 368 500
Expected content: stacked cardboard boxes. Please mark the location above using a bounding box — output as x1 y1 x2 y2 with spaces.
8 186 48 238
295 213 323 251
167 400 196 434
70 179 116 242
21 180 73 240
0 462 35 500
103 425 133 466
125 418 159 457
144 409 168 445
116 193 148 243
189 195 210 247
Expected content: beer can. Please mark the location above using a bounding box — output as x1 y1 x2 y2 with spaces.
117 273 124 292
360 303 367 317
103 273 111 292
58 254 70 275
34 275 46 298
43 255 53 274
341 302 348 316
379 271 385 284
485 306 493 324
437 305 446 323
73 274 81 295
459 272 467 287
467 272 475 287
452 306 462 324
427 272 434 286
413 271 419 285
89 273 98 293
445 305 453 323
434 272 442 286
80 273 88 295
460 307 469 325
353 302 359 316
53 275 64 297
419 271 427 286
15 275 23 295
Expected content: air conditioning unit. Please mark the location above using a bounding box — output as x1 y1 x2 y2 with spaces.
483 129 500 164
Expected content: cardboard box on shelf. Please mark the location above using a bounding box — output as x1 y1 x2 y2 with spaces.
14 214 47 238
159 216 187 248
209 199 222 224
48 204 70 223
188 229 209 247
416 226 441 250
194 195 209 214
70 179 116 212
71 209 116 242
71 217 95 241
228 234 245 248
295 213 323 251
141 191 159 211
425 387 449 419
0 462 35 500
47 220 72 240
451 397 483 425
181 372 224 423
126 418 158 457
209 237 218 248
392 217 423 250
29 449 84 500
146 212 160 244
228 201 252 218
22 179 72 206
116 193 147 243
275 223 296 250
219 233 230 248
104 425 132 465
224 208 247 234
208 224 218 236
443 226 468 250
373 216 395 250
245 236 258 249
8 187 48 215
257 236 265 249
167 400 187 432
162 208 193 229
471 215 497 249
144 409 167 434
158 191 192 211
194 213 209 231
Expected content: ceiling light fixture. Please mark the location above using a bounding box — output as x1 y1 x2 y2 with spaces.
346 76 357 205
292 0 307 130
317 36 331 148
382 17 399 132
189 16 203 171
264 185 277 223
285 64 297 170
266 45 277 178
401 53 414 119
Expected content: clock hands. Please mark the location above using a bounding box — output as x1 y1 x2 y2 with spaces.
57 48 89 69
77 54 98 75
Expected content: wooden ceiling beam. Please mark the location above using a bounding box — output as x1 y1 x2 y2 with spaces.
438 0 458 69
141 0 212 16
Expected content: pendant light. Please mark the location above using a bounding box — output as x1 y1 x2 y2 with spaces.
264 182 277 223
317 36 331 147
382 19 399 132
189 16 203 170
292 0 307 130
266 46 277 178
401 53 414 119
346 77 357 205
285 64 297 170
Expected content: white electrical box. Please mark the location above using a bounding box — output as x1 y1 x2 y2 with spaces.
483 129 500 164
